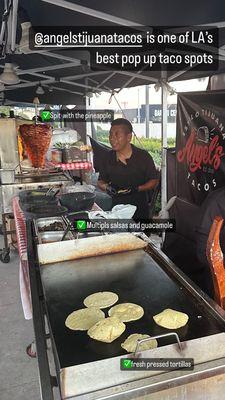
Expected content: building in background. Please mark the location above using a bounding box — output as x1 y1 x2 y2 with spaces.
91 78 209 139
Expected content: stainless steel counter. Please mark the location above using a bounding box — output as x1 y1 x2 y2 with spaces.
38 240 225 399
0 174 72 213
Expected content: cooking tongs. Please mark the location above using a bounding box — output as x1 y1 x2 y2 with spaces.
60 213 84 241
45 187 60 197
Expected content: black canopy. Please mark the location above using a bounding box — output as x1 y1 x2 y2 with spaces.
1 0 225 104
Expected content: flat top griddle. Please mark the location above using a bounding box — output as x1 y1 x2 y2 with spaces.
40 249 225 369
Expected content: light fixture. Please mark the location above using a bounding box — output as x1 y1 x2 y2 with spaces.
36 84 45 95
66 104 76 109
0 63 20 85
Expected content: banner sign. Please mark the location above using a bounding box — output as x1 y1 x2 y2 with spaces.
176 90 225 205
141 104 176 123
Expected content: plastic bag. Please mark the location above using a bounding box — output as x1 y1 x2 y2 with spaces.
88 204 137 220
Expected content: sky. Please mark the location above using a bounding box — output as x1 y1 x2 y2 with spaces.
89 77 209 110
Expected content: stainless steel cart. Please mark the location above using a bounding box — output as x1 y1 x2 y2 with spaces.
26 222 225 400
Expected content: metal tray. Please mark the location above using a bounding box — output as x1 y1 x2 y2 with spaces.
36 216 65 231
38 231 74 244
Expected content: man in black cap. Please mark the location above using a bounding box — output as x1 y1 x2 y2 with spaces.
97 118 159 219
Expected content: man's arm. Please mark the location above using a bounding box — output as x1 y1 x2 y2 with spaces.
137 151 159 192
138 178 159 192
97 179 108 192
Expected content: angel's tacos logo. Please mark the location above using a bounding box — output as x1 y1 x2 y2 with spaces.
177 109 225 193
177 127 224 172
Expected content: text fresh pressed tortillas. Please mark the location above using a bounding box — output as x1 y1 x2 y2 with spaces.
87 317 126 343
121 333 158 353
153 308 189 329
84 291 118 309
65 307 105 331
108 303 144 322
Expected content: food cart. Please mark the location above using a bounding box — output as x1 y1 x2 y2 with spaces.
0 117 94 262
25 220 225 400
1 2 225 399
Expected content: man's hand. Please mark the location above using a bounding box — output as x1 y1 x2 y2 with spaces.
98 179 139 196
98 180 119 196
117 187 139 195
106 184 119 196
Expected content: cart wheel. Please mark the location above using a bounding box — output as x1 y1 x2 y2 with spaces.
0 250 10 263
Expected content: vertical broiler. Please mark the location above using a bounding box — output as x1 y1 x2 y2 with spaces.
0 118 72 214
0 118 72 261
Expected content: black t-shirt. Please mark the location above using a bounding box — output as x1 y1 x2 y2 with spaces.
98 144 158 219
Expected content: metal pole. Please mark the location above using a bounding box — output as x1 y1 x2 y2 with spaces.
145 85 149 138
161 70 168 212
0 0 8 46
26 220 54 400
85 77 92 138
6 1 12 54
11 0 18 52
137 88 140 123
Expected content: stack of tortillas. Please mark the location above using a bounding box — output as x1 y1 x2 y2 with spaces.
65 292 147 344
